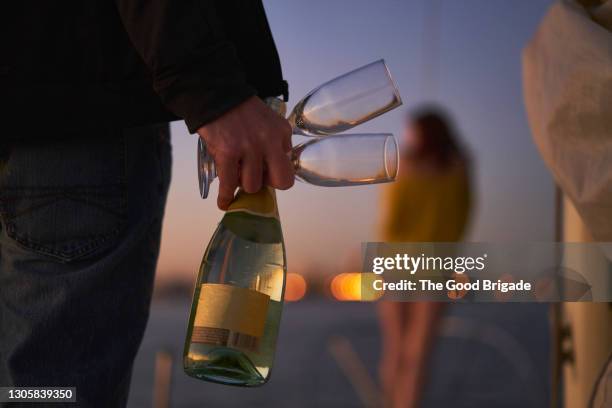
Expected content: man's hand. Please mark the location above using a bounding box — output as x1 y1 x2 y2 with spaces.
197 96 294 210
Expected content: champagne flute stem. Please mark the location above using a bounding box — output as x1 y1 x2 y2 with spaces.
291 127 309 137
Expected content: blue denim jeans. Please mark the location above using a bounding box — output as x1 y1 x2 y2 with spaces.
0 124 172 407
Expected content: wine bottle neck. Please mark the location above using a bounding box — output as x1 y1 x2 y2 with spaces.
226 187 279 220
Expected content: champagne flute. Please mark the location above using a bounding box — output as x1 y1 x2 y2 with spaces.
291 133 399 186
288 59 402 136
198 133 398 196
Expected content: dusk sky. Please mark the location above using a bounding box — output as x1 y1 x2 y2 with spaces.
156 0 556 282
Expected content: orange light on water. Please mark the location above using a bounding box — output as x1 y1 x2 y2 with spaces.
285 273 307 302
330 273 361 301
330 273 383 301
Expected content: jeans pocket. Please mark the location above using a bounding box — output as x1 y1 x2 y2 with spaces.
0 135 127 262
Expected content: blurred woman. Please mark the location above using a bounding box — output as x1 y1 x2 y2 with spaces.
378 107 472 408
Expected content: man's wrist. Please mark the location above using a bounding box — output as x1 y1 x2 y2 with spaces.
185 86 256 134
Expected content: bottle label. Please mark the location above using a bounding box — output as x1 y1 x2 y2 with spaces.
193 283 270 353
226 187 279 220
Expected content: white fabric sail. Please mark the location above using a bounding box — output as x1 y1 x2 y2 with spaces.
523 0 612 241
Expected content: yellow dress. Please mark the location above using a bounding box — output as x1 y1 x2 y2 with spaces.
381 162 471 242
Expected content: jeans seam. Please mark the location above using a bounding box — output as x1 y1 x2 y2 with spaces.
5 225 122 260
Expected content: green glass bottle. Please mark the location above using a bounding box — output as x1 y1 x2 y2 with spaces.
183 187 286 386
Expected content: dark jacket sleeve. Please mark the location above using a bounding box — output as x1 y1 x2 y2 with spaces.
115 0 257 133
213 0 288 102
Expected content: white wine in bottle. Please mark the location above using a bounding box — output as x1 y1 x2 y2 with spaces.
183 187 286 386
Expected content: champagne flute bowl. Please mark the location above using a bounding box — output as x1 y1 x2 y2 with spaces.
291 133 398 186
288 59 402 136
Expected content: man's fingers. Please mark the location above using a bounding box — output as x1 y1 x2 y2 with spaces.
265 148 294 190
196 97 297 207
281 125 293 154
216 156 240 210
240 154 263 193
